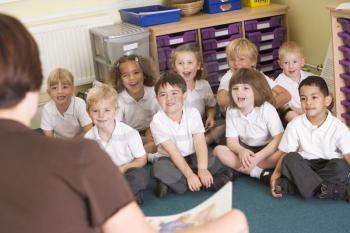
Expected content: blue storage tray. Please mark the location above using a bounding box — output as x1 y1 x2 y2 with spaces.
119 5 181 27
203 0 241 14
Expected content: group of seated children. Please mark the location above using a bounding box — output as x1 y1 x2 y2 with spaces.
40 37 350 204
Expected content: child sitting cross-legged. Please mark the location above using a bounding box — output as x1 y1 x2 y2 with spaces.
213 68 284 184
41 68 92 138
271 76 350 202
84 84 149 205
150 72 231 198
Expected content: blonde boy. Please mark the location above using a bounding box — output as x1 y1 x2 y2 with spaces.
150 72 230 198
275 41 313 122
41 68 92 138
216 38 291 112
85 84 149 204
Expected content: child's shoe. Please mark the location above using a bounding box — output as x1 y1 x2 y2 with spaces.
155 181 169 198
274 177 297 195
317 181 347 200
207 174 230 192
260 169 273 186
224 168 240 182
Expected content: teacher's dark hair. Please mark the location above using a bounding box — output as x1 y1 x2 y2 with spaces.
0 14 42 109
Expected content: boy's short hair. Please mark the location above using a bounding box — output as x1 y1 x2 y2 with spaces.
47 68 74 87
278 41 304 61
225 38 258 63
86 84 118 112
154 72 187 95
228 68 275 108
298 76 329 97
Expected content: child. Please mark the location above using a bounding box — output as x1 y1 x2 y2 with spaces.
275 41 313 122
41 68 92 138
84 84 149 204
214 68 284 183
216 38 291 112
108 54 159 154
271 76 350 201
170 43 224 144
150 72 231 198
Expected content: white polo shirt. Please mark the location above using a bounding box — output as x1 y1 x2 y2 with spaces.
185 80 216 117
150 107 205 157
279 111 350 160
218 69 277 91
226 102 284 147
275 70 313 108
41 96 92 138
84 121 145 166
117 86 159 131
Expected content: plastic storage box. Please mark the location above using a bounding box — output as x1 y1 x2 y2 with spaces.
252 38 283 52
246 27 286 43
258 49 278 63
256 60 279 73
119 5 181 27
338 32 350 47
205 60 229 73
340 73 350 87
202 33 241 50
90 23 149 82
245 16 283 32
201 22 241 39
203 49 227 62
338 18 350 34
341 86 350 99
242 0 270 8
341 112 350 126
339 45 350 60
341 100 350 112
203 0 241 14
156 30 197 47
339 59 350 74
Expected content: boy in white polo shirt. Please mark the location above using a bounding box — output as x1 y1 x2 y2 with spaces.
84 84 149 205
150 72 230 198
41 68 92 138
271 76 350 202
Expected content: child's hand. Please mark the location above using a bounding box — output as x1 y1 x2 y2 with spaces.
186 173 202 192
205 118 215 130
237 148 254 169
198 169 214 188
270 171 283 198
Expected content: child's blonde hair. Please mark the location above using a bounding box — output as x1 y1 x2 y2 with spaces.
226 38 258 65
86 84 118 112
47 68 74 87
107 54 157 92
170 43 205 80
278 41 304 61
228 68 275 108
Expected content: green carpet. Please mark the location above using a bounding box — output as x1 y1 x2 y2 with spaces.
142 176 350 233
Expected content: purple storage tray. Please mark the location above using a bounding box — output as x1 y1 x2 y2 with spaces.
244 16 283 32
201 22 241 40
202 33 241 51
339 45 350 60
264 69 282 79
156 30 196 47
158 47 172 61
258 49 278 63
338 32 350 47
341 100 350 112
205 60 229 73
338 18 350 34
341 112 350 127
203 49 227 62
340 73 350 87
252 38 283 52
211 83 220 94
246 27 286 43
256 60 279 73
207 71 226 84
339 59 350 74
341 86 350 99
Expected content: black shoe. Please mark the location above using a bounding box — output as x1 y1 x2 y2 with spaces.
317 181 347 200
155 181 169 198
135 191 144 205
274 177 290 195
207 174 230 192
224 168 240 182
260 169 273 186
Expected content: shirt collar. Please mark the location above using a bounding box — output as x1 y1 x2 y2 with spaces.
54 97 75 116
121 87 148 104
301 110 332 131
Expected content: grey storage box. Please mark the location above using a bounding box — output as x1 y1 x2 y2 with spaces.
90 23 149 82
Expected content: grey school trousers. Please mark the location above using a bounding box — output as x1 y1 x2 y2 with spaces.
281 152 350 198
151 153 224 194
124 167 149 195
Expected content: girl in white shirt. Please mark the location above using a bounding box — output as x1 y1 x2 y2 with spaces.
214 68 284 182
108 55 159 154
170 43 224 145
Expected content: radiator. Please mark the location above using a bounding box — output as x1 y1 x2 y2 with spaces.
28 15 115 91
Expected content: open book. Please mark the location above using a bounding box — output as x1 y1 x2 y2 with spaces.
147 182 233 233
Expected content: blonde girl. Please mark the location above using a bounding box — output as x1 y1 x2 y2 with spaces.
108 54 159 153
213 68 284 183
170 43 224 145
